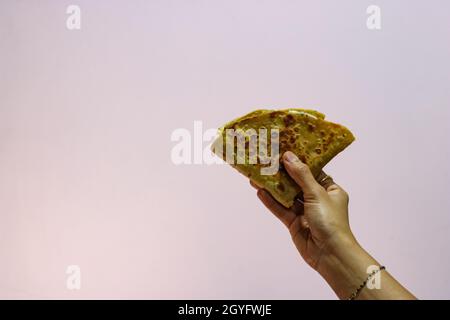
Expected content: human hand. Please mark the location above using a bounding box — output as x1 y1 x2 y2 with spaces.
253 151 356 271
253 151 416 299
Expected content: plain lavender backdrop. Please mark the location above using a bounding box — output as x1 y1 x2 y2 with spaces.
1 0 449 299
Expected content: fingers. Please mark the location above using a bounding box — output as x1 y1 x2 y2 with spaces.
257 189 297 228
256 187 310 254
314 171 346 195
316 170 336 190
292 195 305 215
315 170 349 205
327 183 349 203
282 152 324 197
249 180 259 190
286 215 310 255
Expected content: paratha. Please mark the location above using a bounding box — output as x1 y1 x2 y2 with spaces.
212 109 355 208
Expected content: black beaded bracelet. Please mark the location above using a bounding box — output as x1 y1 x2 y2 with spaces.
348 266 386 300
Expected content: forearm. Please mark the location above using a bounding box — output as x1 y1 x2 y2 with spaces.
317 234 416 300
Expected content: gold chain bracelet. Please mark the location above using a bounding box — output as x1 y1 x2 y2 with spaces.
348 266 385 300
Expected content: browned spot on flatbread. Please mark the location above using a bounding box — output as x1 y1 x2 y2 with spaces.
270 111 283 118
283 114 295 126
298 154 307 163
323 132 334 148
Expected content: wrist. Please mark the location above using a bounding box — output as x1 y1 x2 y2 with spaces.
315 232 378 299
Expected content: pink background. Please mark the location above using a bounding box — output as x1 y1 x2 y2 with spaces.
1 0 449 299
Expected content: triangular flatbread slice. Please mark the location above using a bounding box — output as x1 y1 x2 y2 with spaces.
212 109 355 208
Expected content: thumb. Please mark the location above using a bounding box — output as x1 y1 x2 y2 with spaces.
282 151 324 198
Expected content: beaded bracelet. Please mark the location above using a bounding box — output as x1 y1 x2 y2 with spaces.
348 266 385 300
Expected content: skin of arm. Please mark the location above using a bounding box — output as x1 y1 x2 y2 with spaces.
254 151 416 300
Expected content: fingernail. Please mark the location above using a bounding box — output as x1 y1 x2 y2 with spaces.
284 151 298 163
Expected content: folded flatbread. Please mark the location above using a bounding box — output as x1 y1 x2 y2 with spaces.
212 109 355 208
